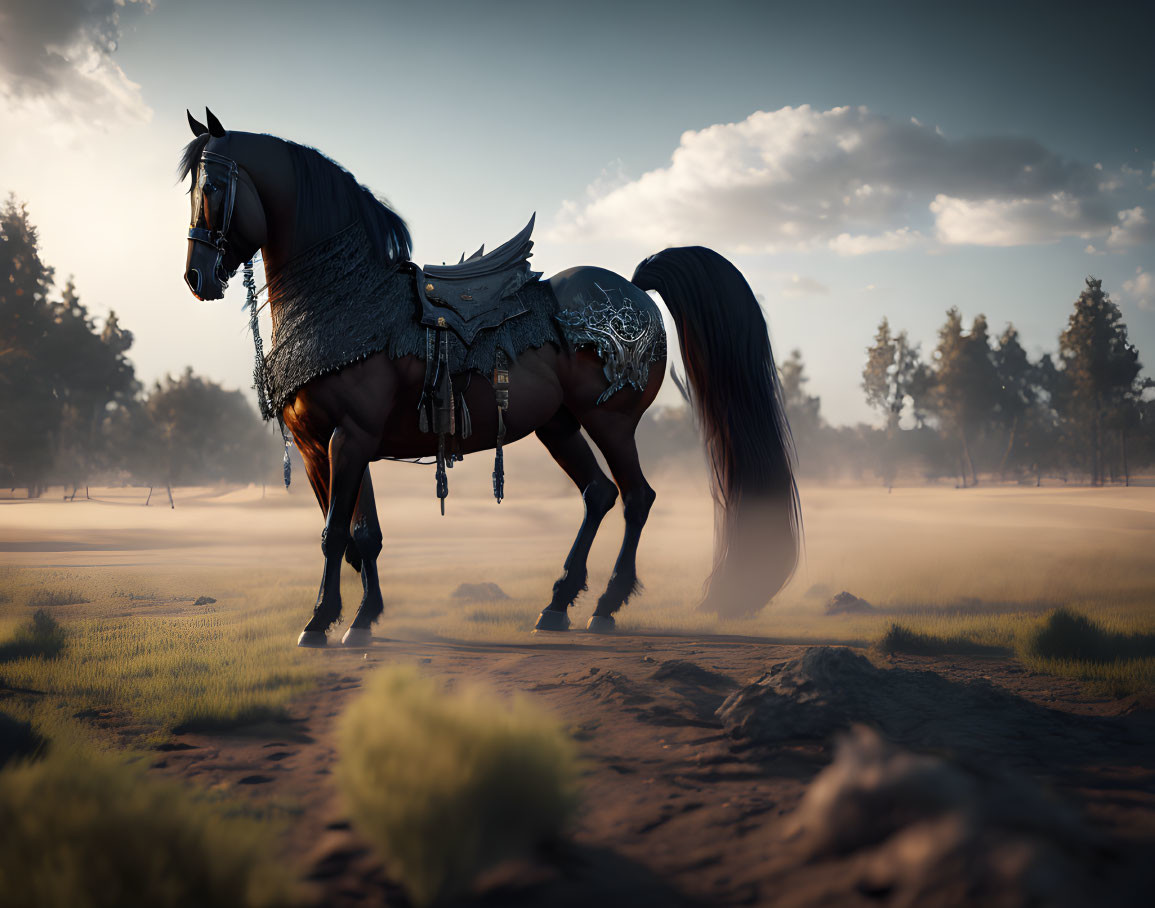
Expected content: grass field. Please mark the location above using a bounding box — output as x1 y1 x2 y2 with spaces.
2 445 1155 748
2 455 1154 903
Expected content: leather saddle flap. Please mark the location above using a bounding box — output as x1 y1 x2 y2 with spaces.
417 214 541 344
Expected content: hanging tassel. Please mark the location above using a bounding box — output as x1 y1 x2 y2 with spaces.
278 414 292 489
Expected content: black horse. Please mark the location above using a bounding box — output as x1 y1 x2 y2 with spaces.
179 108 799 646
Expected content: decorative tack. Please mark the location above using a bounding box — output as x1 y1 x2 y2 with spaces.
555 281 667 404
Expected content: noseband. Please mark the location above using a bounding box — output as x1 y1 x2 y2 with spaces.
188 150 241 285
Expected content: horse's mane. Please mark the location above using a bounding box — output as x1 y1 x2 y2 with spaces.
177 133 211 185
177 132 412 265
284 141 411 264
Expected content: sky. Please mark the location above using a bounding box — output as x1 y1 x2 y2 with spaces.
0 0 1152 426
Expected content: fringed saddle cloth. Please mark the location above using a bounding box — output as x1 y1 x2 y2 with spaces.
261 216 558 510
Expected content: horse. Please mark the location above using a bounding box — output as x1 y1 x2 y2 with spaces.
179 108 800 647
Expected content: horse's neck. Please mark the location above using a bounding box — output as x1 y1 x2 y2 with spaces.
227 133 296 280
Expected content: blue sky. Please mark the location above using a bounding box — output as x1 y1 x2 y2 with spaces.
1 0 1151 424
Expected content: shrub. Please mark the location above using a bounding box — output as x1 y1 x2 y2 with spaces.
0 745 296 908
27 588 88 607
1021 608 1155 663
336 665 579 906
875 622 1006 656
0 609 66 662
0 711 45 768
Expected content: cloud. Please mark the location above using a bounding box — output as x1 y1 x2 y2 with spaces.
548 105 1148 255
829 227 924 255
0 0 153 125
1122 267 1153 311
1106 207 1155 248
929 193 1098 246
782 274 830 297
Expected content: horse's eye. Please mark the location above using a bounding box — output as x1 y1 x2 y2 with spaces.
202 180 218 194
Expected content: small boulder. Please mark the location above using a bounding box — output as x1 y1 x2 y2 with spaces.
785 725 1113 906
825 591 873 615
194 596 217 606
451 582 509 603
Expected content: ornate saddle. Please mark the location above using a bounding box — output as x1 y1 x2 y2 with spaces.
416 214 541 344
415 216 542 512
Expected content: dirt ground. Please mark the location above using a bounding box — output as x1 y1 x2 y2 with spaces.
3 459 1155 906
149 634 1155 907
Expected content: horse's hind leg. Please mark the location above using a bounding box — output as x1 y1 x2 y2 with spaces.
579 411 656 633
341 468 384 647
533 407 618 632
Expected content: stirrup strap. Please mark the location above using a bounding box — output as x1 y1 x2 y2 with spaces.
492 350 510 503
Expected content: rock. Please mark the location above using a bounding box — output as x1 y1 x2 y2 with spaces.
650 660 736 691
785 725 1118 907
650 660 738 723
580 670 654 707
717 647 1126 769
450 582 509 602
824 591 872 614
194 596 217 605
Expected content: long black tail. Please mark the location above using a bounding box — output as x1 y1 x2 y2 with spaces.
632 247 800 616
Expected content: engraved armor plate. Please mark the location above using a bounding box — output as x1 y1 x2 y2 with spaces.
551 268 667 404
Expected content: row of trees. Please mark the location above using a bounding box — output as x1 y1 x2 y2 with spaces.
0 198 280 498
860 278 1151 486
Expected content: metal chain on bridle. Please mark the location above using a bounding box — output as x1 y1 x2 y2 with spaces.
244 260 293 488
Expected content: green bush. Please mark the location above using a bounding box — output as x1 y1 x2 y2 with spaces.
875 622 1006 656
0 746 296 908
336 665 579 906
1021 608 1155 663
0 609 66 662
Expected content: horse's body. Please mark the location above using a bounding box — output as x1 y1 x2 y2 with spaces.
180 110 799 646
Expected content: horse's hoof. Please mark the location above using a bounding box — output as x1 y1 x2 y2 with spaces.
586 615 616 634
533 609 571 632
297 630 328 648
341 626 374 647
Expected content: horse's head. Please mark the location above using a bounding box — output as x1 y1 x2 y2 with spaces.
182 109 267 301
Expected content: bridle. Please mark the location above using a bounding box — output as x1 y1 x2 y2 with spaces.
187 150 242 288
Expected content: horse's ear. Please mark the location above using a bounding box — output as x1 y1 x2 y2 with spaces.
187 109 207 137
205 107 226 138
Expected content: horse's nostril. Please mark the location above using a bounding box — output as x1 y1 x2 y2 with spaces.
186 268 201 295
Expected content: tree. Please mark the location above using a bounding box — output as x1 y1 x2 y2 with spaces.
780 349 823 466
927 309 1001 487
1008 353 1064 485
992 325 1034 477
1057 278 1144 485
862 318 923 488
45 281 139 494
0 197 59 495
132 369 279 494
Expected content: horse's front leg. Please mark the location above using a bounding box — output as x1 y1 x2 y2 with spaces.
297 425 373 647
340 468 384 647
